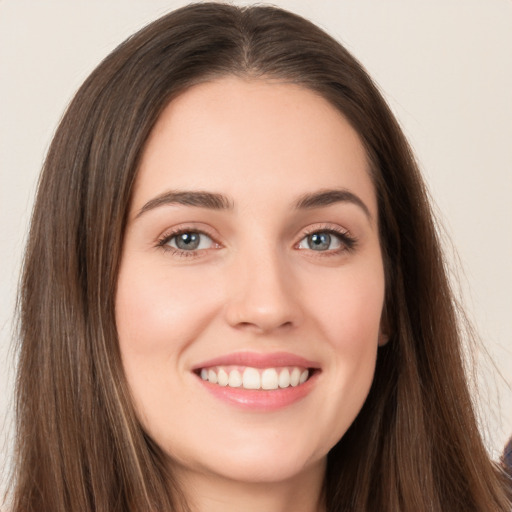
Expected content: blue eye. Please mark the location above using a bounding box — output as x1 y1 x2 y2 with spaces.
165 231 215 251
297 231 345 251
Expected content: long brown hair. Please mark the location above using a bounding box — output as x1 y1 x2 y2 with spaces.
10 3 511 511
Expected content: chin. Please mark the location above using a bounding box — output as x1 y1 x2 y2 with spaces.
166 436 327 485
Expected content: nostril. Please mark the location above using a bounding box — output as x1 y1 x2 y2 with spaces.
232 319 294 333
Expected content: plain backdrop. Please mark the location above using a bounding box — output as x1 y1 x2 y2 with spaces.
1 0 511 489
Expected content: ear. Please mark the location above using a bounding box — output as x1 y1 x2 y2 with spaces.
378 331 389 346
378 306 390 346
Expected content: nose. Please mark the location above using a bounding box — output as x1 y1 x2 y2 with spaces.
223 250 302 334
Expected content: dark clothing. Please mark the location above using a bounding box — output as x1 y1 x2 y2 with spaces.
504 437 512 477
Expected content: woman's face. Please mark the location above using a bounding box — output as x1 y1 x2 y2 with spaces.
116 78 386 486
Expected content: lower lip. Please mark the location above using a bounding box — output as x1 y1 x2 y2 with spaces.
196 372 318 411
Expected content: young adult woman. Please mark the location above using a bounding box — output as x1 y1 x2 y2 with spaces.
8 3 511 511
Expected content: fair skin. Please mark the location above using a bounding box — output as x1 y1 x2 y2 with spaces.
116 77 386 512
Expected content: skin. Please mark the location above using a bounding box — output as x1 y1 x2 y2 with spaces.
116 77 386 512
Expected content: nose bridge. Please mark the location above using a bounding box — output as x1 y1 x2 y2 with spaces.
224 238 301 332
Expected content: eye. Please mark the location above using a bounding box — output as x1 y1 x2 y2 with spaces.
297 229 354 252
161 231 216 252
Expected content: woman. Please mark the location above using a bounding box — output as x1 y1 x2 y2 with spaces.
9 3 511 511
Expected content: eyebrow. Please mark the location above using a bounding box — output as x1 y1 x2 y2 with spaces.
135 190 234 219
294 189 372 220
135 187 372 221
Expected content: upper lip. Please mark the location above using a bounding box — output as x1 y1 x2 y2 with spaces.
192 351 321 370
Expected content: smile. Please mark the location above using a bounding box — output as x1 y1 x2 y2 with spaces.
192 352 320 410
198 366 310 390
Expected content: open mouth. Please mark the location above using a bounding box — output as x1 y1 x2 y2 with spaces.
194 365 316 390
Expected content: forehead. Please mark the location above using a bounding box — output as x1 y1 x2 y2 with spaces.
133 77 376 217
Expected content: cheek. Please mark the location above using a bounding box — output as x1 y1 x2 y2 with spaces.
309 261 385 349
114 260 221 428
115 260 218 356
304 262 384 440
330 273 383 384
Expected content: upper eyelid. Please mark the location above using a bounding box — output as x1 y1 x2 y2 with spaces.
297 223 352 240
157 224 220 243
296 224 358 252
301 225 349 235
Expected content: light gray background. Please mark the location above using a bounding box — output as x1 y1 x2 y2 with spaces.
1 0 511 490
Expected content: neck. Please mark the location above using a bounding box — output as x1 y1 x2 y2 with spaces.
175 459 326 512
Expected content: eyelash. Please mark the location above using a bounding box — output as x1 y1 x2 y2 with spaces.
298 225 358 255
156 227 217 258
156 224 358 258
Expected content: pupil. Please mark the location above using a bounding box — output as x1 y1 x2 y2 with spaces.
309 233 330 251
176 232 200 250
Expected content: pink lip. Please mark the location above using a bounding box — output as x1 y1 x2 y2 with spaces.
192 351 321 411
197 376 318 411
192 351 320 371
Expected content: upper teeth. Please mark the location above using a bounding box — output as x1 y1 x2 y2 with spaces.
199 366 309 390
